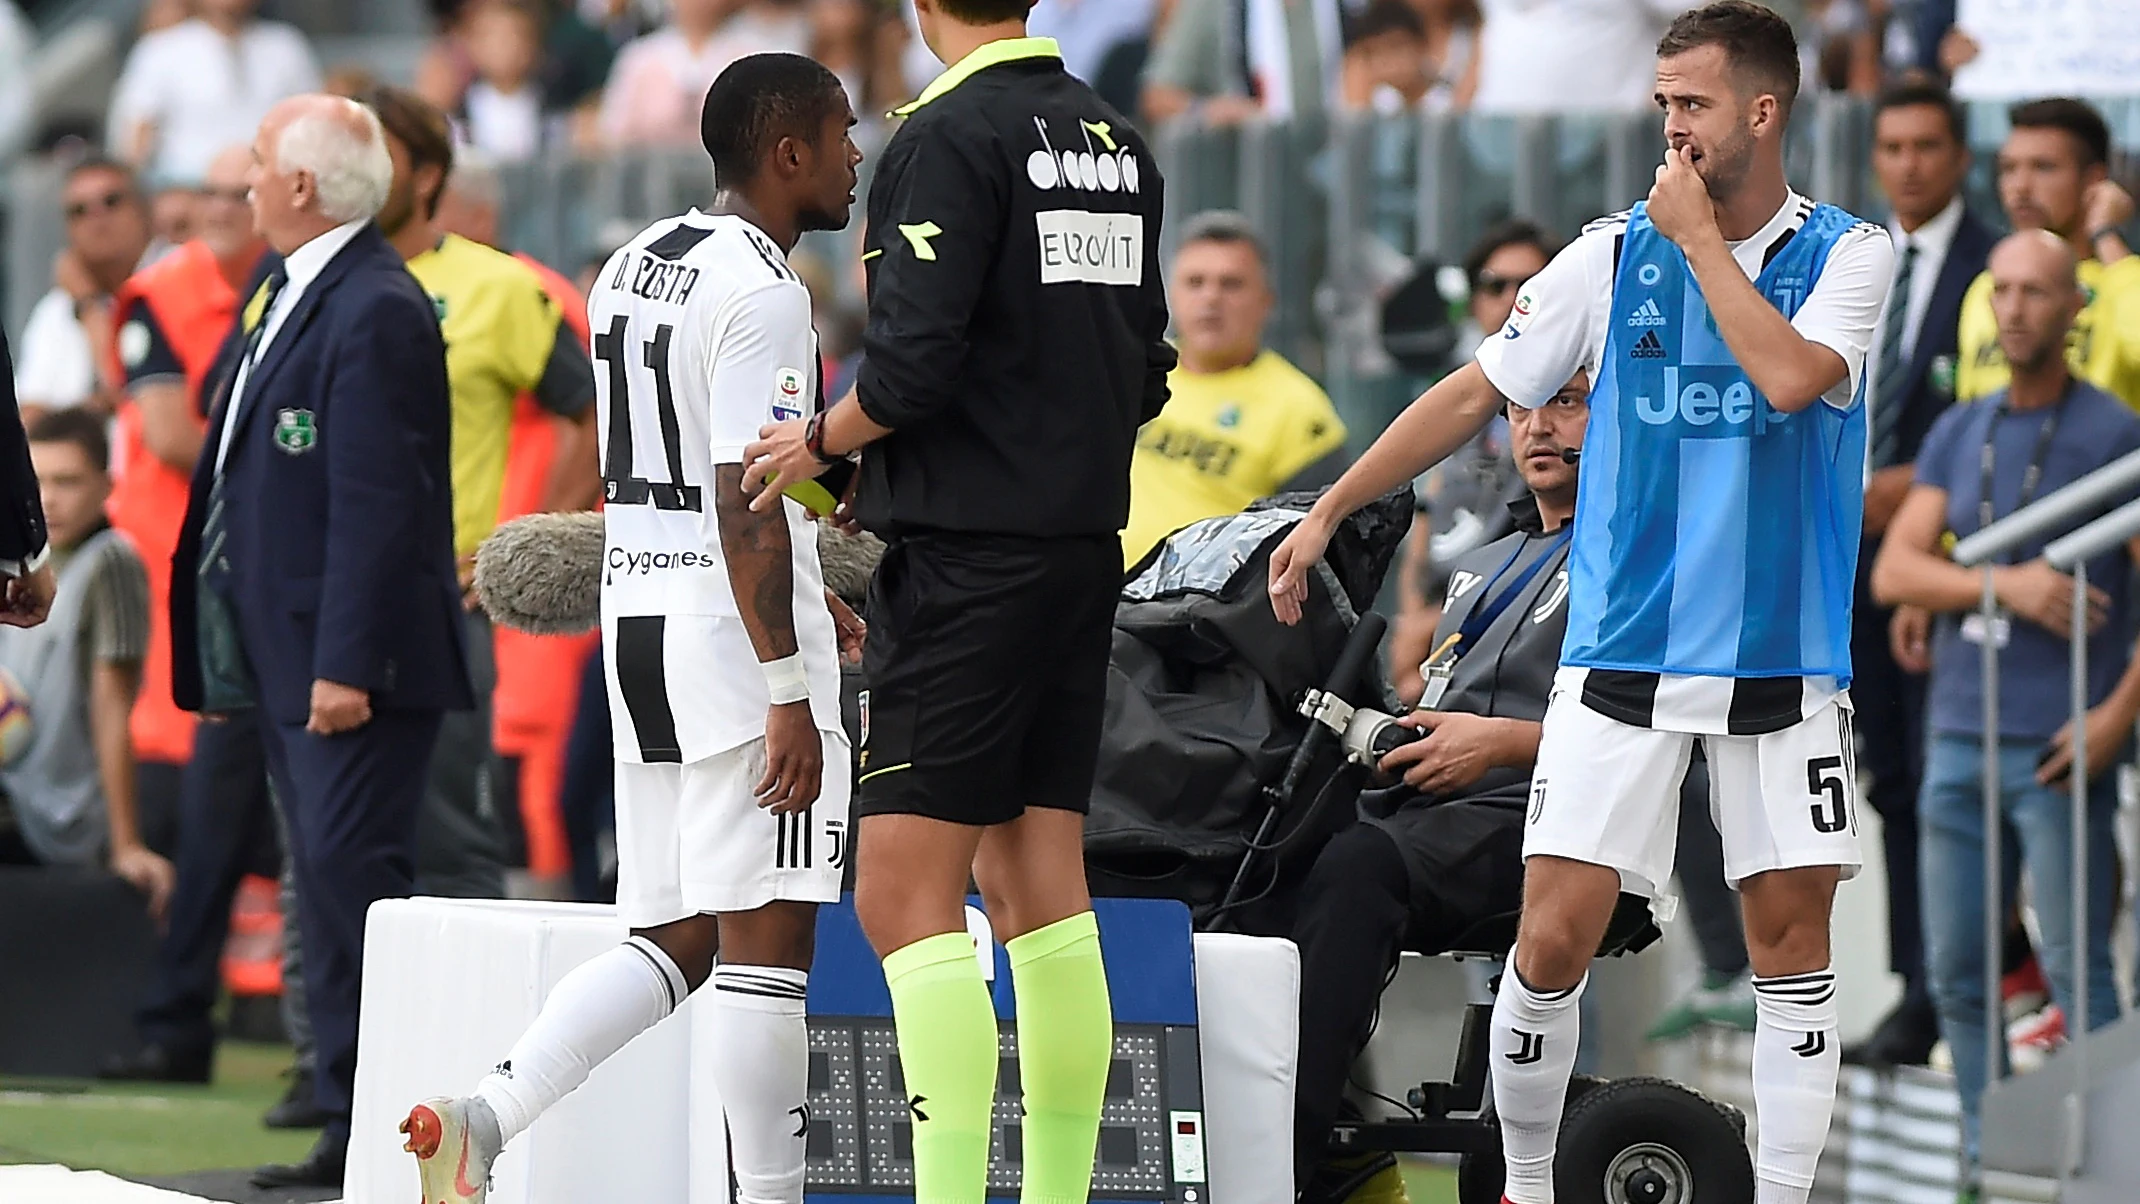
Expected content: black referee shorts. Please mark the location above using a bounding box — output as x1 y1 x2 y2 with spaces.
856 531 1119 826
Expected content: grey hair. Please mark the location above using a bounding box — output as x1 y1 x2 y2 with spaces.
275 100 392 224
1177 209 1268 266
445 147 503 212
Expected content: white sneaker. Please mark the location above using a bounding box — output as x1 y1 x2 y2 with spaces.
402 1095 504 1204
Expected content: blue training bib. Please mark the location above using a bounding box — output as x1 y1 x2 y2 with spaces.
1562 201 1869 684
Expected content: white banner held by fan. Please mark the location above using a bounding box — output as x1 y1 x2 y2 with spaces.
1950 0 2140 101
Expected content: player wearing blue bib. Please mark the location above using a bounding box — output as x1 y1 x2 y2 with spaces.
1268 5 1894 1203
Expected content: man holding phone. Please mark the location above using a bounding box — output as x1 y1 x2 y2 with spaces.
1871 229 2140 1189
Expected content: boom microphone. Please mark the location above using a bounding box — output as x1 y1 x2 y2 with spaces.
1560 447 1581 464
474 511 605 635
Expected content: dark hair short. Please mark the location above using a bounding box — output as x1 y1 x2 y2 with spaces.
1874 81 1967 146
1462 218 1555 292
933 0 1035 27
2008 97 2111 168
1656 0 1801 115
1346 0 1425 48
1176 210 1268 267
361 85 457 218
28 407 110 473
700 53 849 187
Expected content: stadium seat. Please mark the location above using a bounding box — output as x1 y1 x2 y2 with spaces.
0 866 157 1078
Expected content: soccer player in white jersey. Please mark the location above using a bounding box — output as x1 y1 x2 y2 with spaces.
399 53 864 1204
1269 5 1894 1203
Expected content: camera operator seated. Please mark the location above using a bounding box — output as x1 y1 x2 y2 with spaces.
1289 372 1586 1203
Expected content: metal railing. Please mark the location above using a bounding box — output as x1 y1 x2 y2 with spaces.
1948 448 2140 1183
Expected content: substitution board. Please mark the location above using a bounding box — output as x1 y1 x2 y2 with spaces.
802 897 1208 1204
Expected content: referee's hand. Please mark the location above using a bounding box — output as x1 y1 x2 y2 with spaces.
743 419 826 514
757 702 824 815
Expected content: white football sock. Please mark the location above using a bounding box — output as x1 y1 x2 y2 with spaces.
1750 969 1840 1204
707 965 812 1204
474 935 689 1145
1489 964 1587 1204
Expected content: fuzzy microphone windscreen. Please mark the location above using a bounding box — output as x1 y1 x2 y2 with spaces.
818 526 885 611
475 511 605 635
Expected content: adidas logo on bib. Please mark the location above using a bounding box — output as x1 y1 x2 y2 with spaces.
1625 299 1667 328
1630 330 1667 359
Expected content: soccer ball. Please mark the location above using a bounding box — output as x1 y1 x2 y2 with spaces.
0 667 34 765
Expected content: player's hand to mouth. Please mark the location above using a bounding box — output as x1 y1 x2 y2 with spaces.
757 700 823 815
743 419 828 513
1647 144 1722 252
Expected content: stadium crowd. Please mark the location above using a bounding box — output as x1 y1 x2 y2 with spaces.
1 0 2138 1199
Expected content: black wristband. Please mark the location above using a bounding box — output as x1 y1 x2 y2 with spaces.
804 413 838 465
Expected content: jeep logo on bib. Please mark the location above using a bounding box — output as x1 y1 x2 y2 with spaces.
1633 367 1785 435
273 408 318 454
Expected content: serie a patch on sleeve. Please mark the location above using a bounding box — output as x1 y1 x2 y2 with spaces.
1035 210 1145 286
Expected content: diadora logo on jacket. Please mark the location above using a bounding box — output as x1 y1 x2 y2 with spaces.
1025 116 1142 195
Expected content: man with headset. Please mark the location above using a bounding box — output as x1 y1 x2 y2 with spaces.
1289 373 1591 1204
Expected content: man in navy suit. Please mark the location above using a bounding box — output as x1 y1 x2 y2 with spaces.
1848 80 1997 1069
169 93 472 1187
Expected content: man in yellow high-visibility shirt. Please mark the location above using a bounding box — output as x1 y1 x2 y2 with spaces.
1955 98 2140 408
364 85 598 901
1122 211 1348 566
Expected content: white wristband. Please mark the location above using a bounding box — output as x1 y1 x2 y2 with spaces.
760 654 809 705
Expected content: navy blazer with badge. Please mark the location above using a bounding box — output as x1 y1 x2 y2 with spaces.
1883 206 1999 467
170 223 472 722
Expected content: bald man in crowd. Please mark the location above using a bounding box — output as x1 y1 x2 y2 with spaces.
1873 230 2140 1191
168 93 470 1188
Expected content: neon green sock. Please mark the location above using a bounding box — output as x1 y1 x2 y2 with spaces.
884 932 999 1204
1007 912 1113 1204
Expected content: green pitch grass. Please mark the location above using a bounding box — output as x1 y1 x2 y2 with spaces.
0 1041 314 1176
0 1041 1460 1201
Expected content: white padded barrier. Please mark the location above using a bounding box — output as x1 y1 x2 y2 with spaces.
1190 932 1302 1204
345 898 697 1204
347 901 1301 1204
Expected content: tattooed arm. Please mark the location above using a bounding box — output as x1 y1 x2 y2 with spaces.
715 462 820 813
716 462 799 660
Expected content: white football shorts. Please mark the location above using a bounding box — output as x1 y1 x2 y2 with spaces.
1524 671 1863 898
613 730 852 928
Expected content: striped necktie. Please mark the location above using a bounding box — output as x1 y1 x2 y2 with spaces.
1870 241 1917 471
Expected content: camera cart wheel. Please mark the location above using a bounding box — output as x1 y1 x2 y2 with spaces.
1454 1074 1610 1204
1555 1076 1752 1203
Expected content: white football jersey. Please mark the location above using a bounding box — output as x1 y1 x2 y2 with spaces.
592 209 843 763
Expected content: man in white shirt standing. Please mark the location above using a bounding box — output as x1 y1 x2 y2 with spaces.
1470 0 1693 114
1845 79 1995 1071
1271 6 1893 1202
107 0 322 186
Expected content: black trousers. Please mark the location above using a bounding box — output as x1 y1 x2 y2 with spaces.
260 708 441 1145
134 711 277 1056
1853 544 1929 1000
1289 800 1527 1183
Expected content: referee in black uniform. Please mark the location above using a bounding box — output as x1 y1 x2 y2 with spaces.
743 1 1171 1196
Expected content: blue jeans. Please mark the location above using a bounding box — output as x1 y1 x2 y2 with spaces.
1920 735 2122 1165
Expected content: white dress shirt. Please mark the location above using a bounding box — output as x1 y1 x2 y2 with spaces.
107 17 322 185
213 219 368 476
1866 194 1965 405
